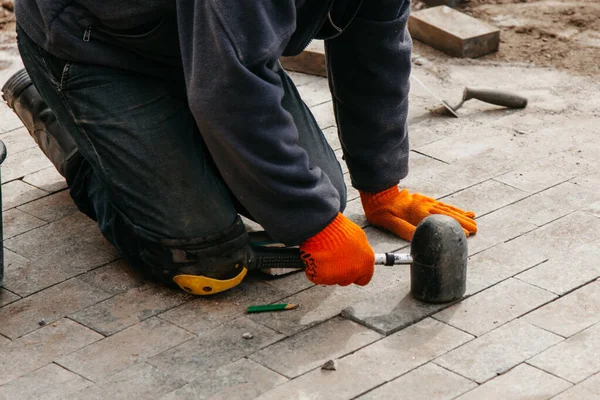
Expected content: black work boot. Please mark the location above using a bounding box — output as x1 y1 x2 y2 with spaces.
1 69 82 184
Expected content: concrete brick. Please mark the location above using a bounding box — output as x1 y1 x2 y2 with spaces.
77 259 145 296
363 226 410 254
161 358 288 400
3 208 46 239
0 363 91 400
250 317 382 378
287 71 321 87
0 287 19 307
529 322 600 383
358 363 476 400
342 267 447 336
435 320 563 383
433 278 556 337
516 240 600 296
71 284 191 336
57 317 194 382
65 363 185 400
553 372 600 400
1 146 52 183
455 363 571 400
17 190 78 222
310 101 335 130
159 281 287 334
466 239 547 295
0 278 111 339
22 166 67 193
409 6 500 58
0 105 23 134
0 127 36 155
148 317 284 383
280 41 326 77
0 318 102 386
256 318 473 400
439 180 527 217
261 271 314 296
1 180 46 211
343 197 369 228
296 76 331 107
523 282 600 337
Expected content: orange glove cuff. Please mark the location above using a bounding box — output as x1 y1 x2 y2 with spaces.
300 213 374 286
360 185 403 214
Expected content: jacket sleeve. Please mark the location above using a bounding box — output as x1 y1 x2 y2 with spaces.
175 0 340 245
325 0 412 193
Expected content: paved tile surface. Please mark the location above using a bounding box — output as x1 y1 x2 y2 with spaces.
2 39 600 398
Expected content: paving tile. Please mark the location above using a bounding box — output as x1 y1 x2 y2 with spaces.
408 124 443 149
322 126 341 151
342 267 447 335
310 101 335 129
0 363 91 400
0 278 111 339
495 153 596 194
159 281 286 334
256 318 473 400
529 322 600 383
455 363 571 400
398 173 454 200
433 278 556 337
0 127 37 155
335 148 348 174
466 239 547 295
71 284 191 336
3 213 119 292
553 372 600 400
439 180 527 217
261 271 314 296
584 200 600 218
77 259 145 295
17 190 78 222
344 197 369 228
65 363 185 400
288 71 321 87
358 363 476 400
1 146 52 183
0 318 103 386
148 317 284 383
296 77 331 107
2 208 46 239
516 240 600 295
0 105 23 134
1 180 46 211
343 171 359 201
364 226 410 254
22 166 67 193
161 358 288 400
57 317 194 382
250 317 382 378
0 335 9 348
0 287 19 306
435 319 563 383
523 282 600 337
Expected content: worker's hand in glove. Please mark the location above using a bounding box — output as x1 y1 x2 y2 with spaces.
360 186 477 241
300 213 374 286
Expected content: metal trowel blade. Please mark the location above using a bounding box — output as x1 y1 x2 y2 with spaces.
410 75 459 118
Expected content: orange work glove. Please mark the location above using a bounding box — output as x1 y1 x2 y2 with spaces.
300 213 374 286
360 186 477 241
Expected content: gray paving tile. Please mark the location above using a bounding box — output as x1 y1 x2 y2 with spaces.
161 358 288 400
77 259 145 296
17 190 78 222
0 287 19 307
516 240 600 295
455 363 571 400
71 284 191 336
0 105 23 135
1 147 52 183
584 200 600 218
3 208 46 239
1 180 46 211
523 281 600 337
256 318 473 400
22 166 67 193
310 101 335 129
296 77 331 107
0 127 37 155
0 278 111 339
553 372 600 400
0 335 9 348
466 239 547 295
261 271 314 296
439 180 527 217
0 318 102 386
159 281 287 334
342 267 447 336
435 320 563 383
363 226 410 254
288 71 321 87
529 322 600 383
433 278 556 337
57 317 194 382
65 363 185 400
0 363 91 400
358 363 476 400
344 197 369 227
250 317 382 378
148 317 284 383
322 126 341 151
